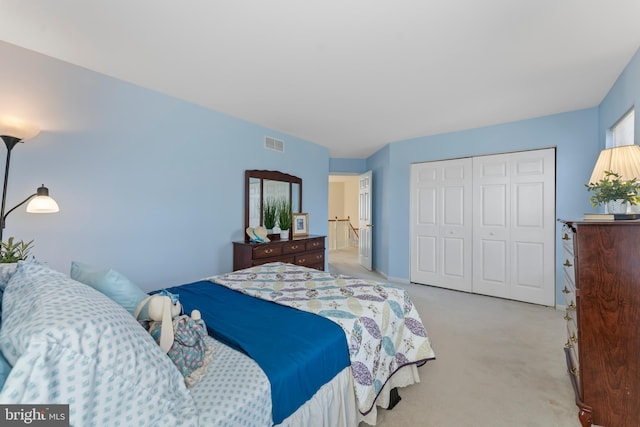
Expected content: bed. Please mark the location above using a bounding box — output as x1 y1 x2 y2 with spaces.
0 259 435 426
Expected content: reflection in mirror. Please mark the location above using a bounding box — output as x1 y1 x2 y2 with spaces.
264 180 289 214
245 170 302 239
292 183 300 214
248 177 261 227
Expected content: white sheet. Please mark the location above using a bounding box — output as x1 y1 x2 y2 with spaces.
190 336 272 427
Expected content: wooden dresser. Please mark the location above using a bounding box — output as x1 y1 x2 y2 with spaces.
233 235 326 271
559 220 640 427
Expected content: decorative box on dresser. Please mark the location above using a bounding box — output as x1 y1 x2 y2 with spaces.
233 235 326 271
559 219 640 427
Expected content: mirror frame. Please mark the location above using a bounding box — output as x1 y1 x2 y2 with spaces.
245 170 302 239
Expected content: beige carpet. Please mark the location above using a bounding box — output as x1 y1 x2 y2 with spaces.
328 248 580 427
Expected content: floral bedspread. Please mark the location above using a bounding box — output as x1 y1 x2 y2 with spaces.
209 262 435 415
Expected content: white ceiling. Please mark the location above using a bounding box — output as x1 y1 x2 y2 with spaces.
0 1 639 158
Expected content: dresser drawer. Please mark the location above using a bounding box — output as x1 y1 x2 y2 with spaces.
282 241 306 254
566 342 580 394
562 270 576 309
294 250 324 267
566 317 579 351
562 255 575 286
252 255 294 266
305 238 324 251
561 224 575 257
252 244 283 259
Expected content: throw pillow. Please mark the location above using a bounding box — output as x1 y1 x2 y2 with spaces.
70 261 147 315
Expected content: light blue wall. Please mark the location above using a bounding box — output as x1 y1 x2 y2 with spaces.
329 158 367 174
365 109 600 304
0 41 329 291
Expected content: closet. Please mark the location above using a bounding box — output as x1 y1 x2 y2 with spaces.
410 148 555 306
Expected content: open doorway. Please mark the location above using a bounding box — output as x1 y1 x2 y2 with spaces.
328 174 378 279
327 175 359 273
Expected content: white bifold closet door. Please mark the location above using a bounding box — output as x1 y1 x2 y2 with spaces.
410 148 555 306
472 149 555 306
410 157 473 292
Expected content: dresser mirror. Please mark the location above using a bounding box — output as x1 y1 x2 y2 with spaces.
245 170 302 233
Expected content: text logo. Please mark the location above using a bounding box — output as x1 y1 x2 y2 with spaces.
1 405 69 426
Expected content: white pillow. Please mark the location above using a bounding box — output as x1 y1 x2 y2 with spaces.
0 260 198 427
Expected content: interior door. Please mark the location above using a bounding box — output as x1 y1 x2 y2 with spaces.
473 148 555 306
410 158 473 291
358 171 373 270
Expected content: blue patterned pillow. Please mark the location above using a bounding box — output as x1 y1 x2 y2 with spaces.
0 259 199 426
70 261 147 315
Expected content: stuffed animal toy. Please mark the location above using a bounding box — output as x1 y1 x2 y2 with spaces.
134 290 183 352
134 290 213 386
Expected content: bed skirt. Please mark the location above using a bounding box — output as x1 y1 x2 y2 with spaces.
277 363 421 427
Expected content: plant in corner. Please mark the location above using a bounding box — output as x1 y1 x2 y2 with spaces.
585 170 640 212
277 199 292 239
0 237 34 263
263 198 278 232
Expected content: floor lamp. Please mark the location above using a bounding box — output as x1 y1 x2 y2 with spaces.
0 119 59 242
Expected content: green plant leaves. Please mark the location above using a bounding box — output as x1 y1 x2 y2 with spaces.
585 170 640 207
277 198 292 230
263 198 278 229
0 237 33 263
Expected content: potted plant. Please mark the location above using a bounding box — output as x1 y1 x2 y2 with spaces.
263 198 278 233
0 237 33 263
585 170 640 213
277 199 292 239
0 237 33 284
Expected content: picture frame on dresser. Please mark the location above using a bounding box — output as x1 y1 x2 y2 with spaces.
292 213 309 237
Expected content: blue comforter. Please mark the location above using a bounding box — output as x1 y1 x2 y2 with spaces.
162 280 351 425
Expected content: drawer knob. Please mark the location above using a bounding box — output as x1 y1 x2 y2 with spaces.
570 367 579 377
564 260 572 267
571 333 578 343
298 258 305 263
564 313 572 321
562 287 570 294
564 340 573 349
291 245 299 249
562 233 570 241
264 249 273 254
568 301 576 310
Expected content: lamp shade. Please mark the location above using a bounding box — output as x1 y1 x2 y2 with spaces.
589 145 640 184
26 186 59 213
0 117 40 141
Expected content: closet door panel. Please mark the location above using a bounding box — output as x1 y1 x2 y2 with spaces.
509 149 555 306
411 158 472 292
473 155 510 298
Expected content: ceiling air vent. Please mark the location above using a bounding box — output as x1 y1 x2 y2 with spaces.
264 136 284 152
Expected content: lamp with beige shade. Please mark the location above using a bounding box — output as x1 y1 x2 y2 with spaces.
587 145 640 214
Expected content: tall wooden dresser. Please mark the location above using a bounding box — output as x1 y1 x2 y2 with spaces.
559 219 640 427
